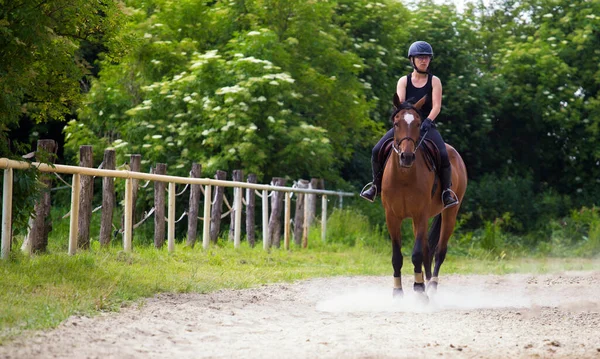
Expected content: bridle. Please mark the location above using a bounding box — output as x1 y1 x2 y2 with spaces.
392 131 429 157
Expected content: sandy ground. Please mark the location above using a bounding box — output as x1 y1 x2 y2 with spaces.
1 271 600 358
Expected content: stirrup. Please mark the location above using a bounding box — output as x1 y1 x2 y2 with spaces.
360 182 377 202
442 189 459 209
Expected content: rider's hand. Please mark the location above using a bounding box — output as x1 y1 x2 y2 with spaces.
420 118 434 132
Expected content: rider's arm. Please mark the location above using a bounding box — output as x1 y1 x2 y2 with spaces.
396 76 407 102
428 76 442 121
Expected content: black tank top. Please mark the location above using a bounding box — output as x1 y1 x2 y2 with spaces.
406 73 433 117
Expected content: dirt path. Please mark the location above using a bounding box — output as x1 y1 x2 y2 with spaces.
2 271 600 358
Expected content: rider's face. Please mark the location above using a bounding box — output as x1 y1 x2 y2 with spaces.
413 55 431 71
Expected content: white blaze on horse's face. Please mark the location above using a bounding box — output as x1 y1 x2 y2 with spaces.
404 113 415 127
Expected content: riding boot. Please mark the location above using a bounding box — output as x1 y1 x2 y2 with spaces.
441 165 459 209
360 171 382 202
360 164 383 202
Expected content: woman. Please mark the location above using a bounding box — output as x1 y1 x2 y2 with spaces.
360 40 458 209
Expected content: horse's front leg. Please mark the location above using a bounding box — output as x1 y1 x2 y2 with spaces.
386 213 403 298
411 216 430 297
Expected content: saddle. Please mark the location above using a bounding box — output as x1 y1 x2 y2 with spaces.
379 137 442 198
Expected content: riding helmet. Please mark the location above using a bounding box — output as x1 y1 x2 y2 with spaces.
407 41 434 59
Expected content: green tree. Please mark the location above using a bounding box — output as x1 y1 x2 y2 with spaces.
0 0 125 156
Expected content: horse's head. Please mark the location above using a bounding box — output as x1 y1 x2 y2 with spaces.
391 94 427 168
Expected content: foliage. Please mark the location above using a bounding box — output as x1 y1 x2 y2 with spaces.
0 0 125 155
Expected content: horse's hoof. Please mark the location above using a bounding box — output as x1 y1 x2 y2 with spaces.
393 288 404 299
426 281 438 296
413 282 425 293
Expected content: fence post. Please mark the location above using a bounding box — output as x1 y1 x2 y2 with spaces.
262 189 269 250
307 178 319 227
99 149 116 247
246 174 257 248
293 179 309 246
302 190 309 248
202 184 212 249
154 163 167 248
210 170 227 243
229 170 242 245
268 177 286 248
77 145 94 250
168 182 175 253
186 163 202 248
321 195 327 242
123 177 133 252
2 168 14 260
23 139 57 254
130 154 141 229
68 174 81 255
284 192 290 250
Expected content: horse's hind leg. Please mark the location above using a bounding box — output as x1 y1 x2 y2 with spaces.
430 208 459 292
386 214 403 298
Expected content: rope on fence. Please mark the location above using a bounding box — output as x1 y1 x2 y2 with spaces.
139 167 154 188
134 207 156 229
167 211 188 224
255 189 275 198
92 161 104 179
175 183 189 196
54 172 72 188
221 208 233 219
116 162 129 170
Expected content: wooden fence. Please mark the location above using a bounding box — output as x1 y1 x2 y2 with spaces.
0 145 354 260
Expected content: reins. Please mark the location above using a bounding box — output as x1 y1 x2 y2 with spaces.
392 130 429 156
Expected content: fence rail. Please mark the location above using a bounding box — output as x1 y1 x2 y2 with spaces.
0 156 355 260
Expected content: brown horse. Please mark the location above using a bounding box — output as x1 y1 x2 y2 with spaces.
381 94 467 299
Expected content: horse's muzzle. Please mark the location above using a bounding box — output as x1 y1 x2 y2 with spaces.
399 151 416 167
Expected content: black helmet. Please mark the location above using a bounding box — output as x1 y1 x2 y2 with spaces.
407 41 433 59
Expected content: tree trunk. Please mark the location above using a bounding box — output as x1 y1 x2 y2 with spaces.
154 163 166 248
186 163 202 248
23 139 57 253
77 145 94 249
246 174 257 247
210 170 227 243
293 179 309 246
99 149 116 247
268 177 286 248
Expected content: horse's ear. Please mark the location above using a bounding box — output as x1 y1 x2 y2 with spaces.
414 95 427 110
393 93 401 110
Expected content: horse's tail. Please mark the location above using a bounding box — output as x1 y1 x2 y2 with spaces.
428 214 442 262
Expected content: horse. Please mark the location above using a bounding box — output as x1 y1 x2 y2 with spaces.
381 94 468 300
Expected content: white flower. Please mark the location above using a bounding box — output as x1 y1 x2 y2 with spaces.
143 144 151 148
216 85 244 95
247 31 261 36
269 81 279 86
144 33 152 39
152 135 162 139
268 116 275 122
